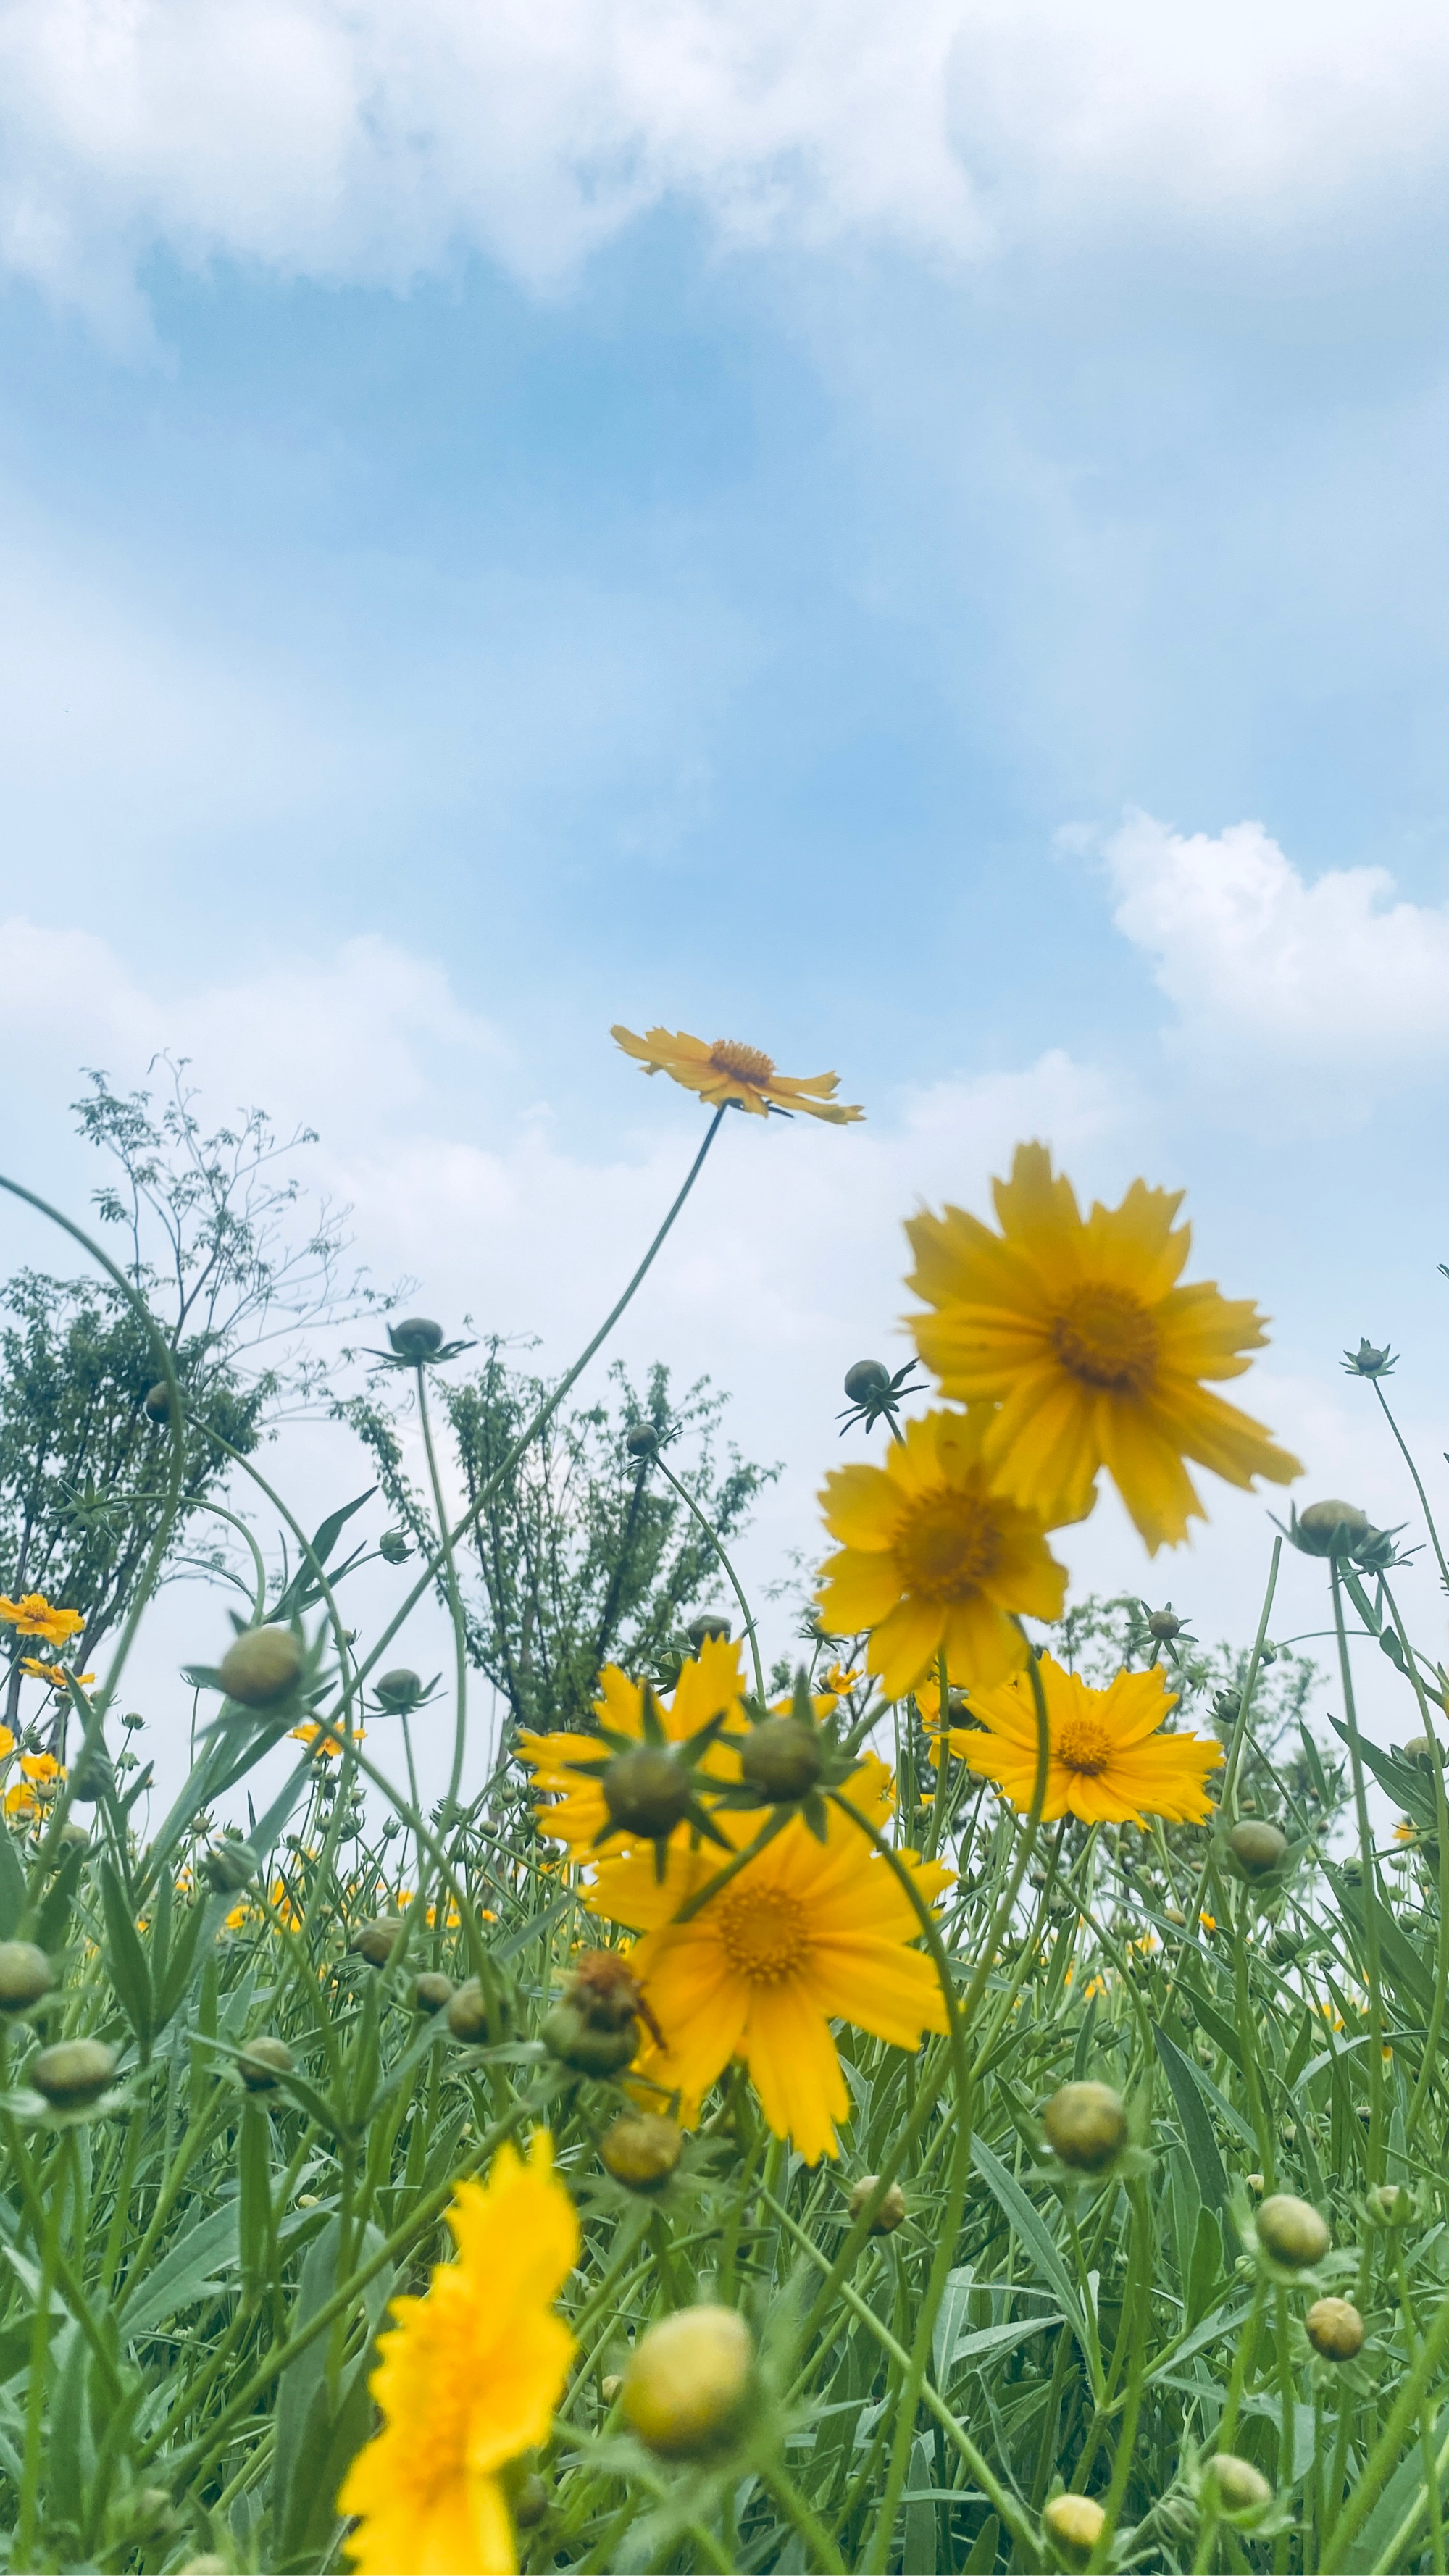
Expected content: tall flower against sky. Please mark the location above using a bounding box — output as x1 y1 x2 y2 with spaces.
817 1408 1067 1698
611 1024 864 1123
587 1755 950 2164
517 1635 748 1858
906 1142 1300 1552
340 2133 577 2576
951 1655 1222 1826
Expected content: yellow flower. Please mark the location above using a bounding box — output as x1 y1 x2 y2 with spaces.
816 1410 1068 1699
4 1783 37 1820
611 1024 863 1124
905 1142 1301 1552
223 1900 254 1931
340 2133 577 2575
20 1659 95 1690
0 1728 14 1761
290 1721 364 1760
587 1756 951 2165
0 1594 85 1644
20 1753 63 1786
951 1655 1222 1827
517 1637 749 1857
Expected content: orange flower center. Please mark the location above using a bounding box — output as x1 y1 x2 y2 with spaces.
895 1491 1003 1602
717 1884 809 1983
1051 1283 1159 1396
1056 1713 1113 1776
709 1038 774 1085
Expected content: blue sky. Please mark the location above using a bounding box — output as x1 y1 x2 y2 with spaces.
5 0 1449 1734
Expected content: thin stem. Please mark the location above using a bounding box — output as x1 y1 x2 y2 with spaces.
651 1449 766 1705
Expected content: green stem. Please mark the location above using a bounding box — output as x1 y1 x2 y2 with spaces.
1321 2285 1449 2563
651 1450 766 1705
1331 1560 1386 2173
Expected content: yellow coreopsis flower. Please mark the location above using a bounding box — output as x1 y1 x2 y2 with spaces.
0 1594 85 1645
587 1756 951 2165
0 1728 14 1761
20 1752 63 1786
340 2133 577 2576
289 1721 363 1760
517 1636 749 1858
951 1655 1222 1827
817 1409 1068 1699
20 1658 96 1691
4 1783 37 1820
905 1142 1301 1552
611 1024 864 1123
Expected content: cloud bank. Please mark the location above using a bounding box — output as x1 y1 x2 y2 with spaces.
7 0 1449 324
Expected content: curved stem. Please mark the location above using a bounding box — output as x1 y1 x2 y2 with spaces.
651 1450 766 1705
1374 1381 1449 1596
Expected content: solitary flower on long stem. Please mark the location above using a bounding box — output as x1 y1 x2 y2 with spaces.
906 1142 1300 1552
611 1025 864 1123
340 2133 577 2575
588 1757 950 2164
950 1654 1222 1826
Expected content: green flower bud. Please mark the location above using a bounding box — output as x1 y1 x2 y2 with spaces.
622 2305 754 2459
238 2036 293 2092
388 1318 444 1363
1203 2454 1274 2521
414 1972 454 2015
1399 1736 1441 1770
1227 1820 1288 1881
143 1381 175 1422
848 2175 907 2235
218 1627 304 1709
446 1977 488 2042
1306 2296 1364 2359
0 1942 51 2012
625 1423 660 1459
843 1360 893 1406
1146 1607 1185 1643
1257 2194 1330 2267
600 2112 683 2191
512 2475 548 2530
31 2038 117 2107
686 1613 731 1649
349 1916 405 1968
601 1746 692 1840
540 2001 638 2077
1043 2081 1129 2173
377 1529 412 1565
202 1839 256 1895
374 1668 424 1714
1042 2493 1107 2564
70 1754 112 1805
1293 1500 1371 1558
739 1715 824 1801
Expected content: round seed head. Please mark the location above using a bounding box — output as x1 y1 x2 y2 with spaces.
739 1715 824 1801
1227 1820 1288 1880
218 1627 304 1709
1295 1500 1370 1556
388 1318 445 1363
238 2036 293 2092
625 1423 659 1458
600 2112 683 2191
348 1916 405 1969
1256 2193 1330 2267
413 1972 454 2014
31 2038 117 2107
0 1942 52 2012
512 2475 548 2530
1203 2454 1274 2519
1043 2081 1129 2173
373 1668 423 1713
843 1360 893 1405
1042 2493 1107 2562
685 1613 731 1649
622 2305 754 2459
601 1746 693 1840
446 1977 488 2042
1306 2296 1365 2360
143 1381 175 1422
848 2175 907 2235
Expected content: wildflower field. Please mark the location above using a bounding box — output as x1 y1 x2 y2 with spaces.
2 1031 1448 2576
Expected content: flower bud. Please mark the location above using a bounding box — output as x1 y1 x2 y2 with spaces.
512 2475 548 2530
388 1318 445 1363
57 1821 90 1853
238 2036 293 2092
739 1715 824 1801
1202 2454 1273 2521
843 1360 893 1406
601 2112 683 2191
0 1942 51 2012
1043 2081 1129 2173
1372 2183 1408 2222
625 1423 659 1459
1246 2173 1264 2195
1146 1607 1185 1643
1293 1500 1371 1557
540 2001 638 2077
31 2038 117 2107
1399 1736 1441 1771
374 1668 424 1714
377 1530 412 1565
601 1746 693 1841
1256 2193 1330 2267
218 1627 304 1709
1306 2296 1364 2359
1042 2493 1106 2562
349 1916 405 1969
600 2374 623 2404
848 2175 907 2236
622 2305 754 2459
446 1977 489 2042
70 1754 112 1805
143 1381 175 1422
686 1613 731 1649
203 1839 256 1895
1227 1820 1288 1881
414 1972 454 2014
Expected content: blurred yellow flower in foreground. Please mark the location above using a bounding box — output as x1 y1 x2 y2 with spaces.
951 1655 1222 1828
611 1024 863 1123
341 2133 577 2576
817 1410 1067 1699
588 1755 950 2165
906 1142 1300 1552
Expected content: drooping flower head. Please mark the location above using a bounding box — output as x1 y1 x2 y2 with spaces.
340 2132 578 2576
587 1756 951 2165
816 1409 1068 1699
517 1636 749 1860
951 1653 1222 1826
611 1025 864 1124
906 1143 1301 1553
0 1595 85 1646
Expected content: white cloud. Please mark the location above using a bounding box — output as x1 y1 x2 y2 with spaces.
5 0 1449 326
1098 809 1449 1116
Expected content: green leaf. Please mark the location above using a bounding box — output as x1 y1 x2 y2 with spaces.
969 2136 1092 2365
272 2215 395 2569
99 1859 153 2044
271 1486 377 1621
119 2203 240 2339
33 1841 86 1954
964 2514 1001 2572
1153 2025 1231 2211
0 1828 26 1941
